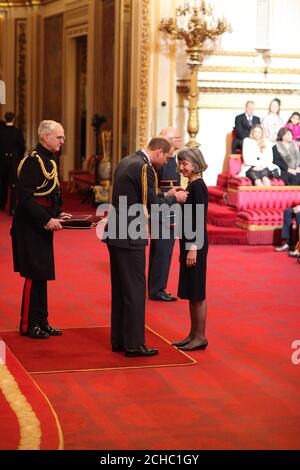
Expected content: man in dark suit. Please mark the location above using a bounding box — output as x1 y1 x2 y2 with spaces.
11 120 71 338
232 101 260 153
103 137 188 357
0 112 25 213
148 127 182 301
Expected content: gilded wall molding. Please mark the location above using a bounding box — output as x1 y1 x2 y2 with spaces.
15 18 26 133
177 86 300 95
138 0 151 148
198 65 300 75
0 1 42 5
211 51 300 59
66 24 88 39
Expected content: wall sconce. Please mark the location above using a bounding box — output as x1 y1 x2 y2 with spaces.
255 48 271 76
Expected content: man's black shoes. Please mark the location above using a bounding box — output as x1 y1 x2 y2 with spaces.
124 345 159 357
21 325 49 339
20 324 62 338
149 290 177 301
39 324 62 336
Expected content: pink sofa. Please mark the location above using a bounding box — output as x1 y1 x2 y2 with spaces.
226 154 300 211
212 153 300 244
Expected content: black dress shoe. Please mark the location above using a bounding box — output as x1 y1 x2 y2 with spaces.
112 344 125 352
172 338 191 347
178 339 208 351
22 325 49 339
39 324 62 336
124 345 159 357
149 291 177 301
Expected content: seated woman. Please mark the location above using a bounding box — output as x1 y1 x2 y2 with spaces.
273 127 300 185
262 97 284 143
285 112 300 146
239 124 279 186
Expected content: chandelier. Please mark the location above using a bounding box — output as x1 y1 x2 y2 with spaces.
159 1 231 147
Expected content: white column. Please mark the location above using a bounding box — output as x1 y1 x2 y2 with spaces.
256 0 271 49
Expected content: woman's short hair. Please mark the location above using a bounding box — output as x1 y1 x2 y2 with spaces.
177 147 208 173
276 127 292 141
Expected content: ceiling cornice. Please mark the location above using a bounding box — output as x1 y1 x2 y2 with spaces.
0 1 44 7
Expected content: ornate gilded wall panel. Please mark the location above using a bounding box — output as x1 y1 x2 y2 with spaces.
15 18 26 132
101 0 115 132
43 14 63 121
137 0 150 148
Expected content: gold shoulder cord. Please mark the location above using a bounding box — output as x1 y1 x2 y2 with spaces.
17 151 60 197
141 163 158 225
141 163 158 206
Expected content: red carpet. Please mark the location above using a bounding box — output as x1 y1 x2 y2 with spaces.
0 347 63 449
1 199 300 450
0 326 195 374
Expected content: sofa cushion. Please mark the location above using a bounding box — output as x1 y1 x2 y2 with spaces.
236 208 284 228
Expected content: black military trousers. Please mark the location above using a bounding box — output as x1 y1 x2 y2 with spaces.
108 245 146 349
20 278 48 333
148 230 175 297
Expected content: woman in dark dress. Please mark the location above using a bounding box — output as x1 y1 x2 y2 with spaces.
273 127 300 185
173 148 209 351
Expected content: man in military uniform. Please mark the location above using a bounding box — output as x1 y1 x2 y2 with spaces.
11 120 70 339
0 111 25 213
148 127 183 301
104 137 188 357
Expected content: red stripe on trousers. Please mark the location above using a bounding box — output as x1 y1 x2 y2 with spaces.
21 278 32 333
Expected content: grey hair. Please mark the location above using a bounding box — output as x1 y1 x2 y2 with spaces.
177 147 208 174
38 120 61 138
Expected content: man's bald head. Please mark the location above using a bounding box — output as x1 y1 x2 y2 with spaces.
159 127 183 151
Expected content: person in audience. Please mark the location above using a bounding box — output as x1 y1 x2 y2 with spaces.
11 120 71 339
0 111 25 213
239 124 279 186
172 148 209 352
261 98 284 143
275 205 300 257
285 112 300 147
231 100 260 153
273 127 300 185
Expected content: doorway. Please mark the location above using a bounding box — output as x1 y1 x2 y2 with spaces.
74 35 87 170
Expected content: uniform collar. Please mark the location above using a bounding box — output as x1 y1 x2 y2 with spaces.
136 149 151 164
35 142 54 159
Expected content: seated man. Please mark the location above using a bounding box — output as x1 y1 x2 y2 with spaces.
275 205 300 256
232 100 260 154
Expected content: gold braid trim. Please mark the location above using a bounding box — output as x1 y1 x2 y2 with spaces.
0 364 42 450
141 163 158 225
17 151 60 197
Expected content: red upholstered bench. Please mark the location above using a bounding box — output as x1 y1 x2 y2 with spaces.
69 155 97 192
235 208 293 244
211 151 300 244
225 154 300 210
226 181 300 210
